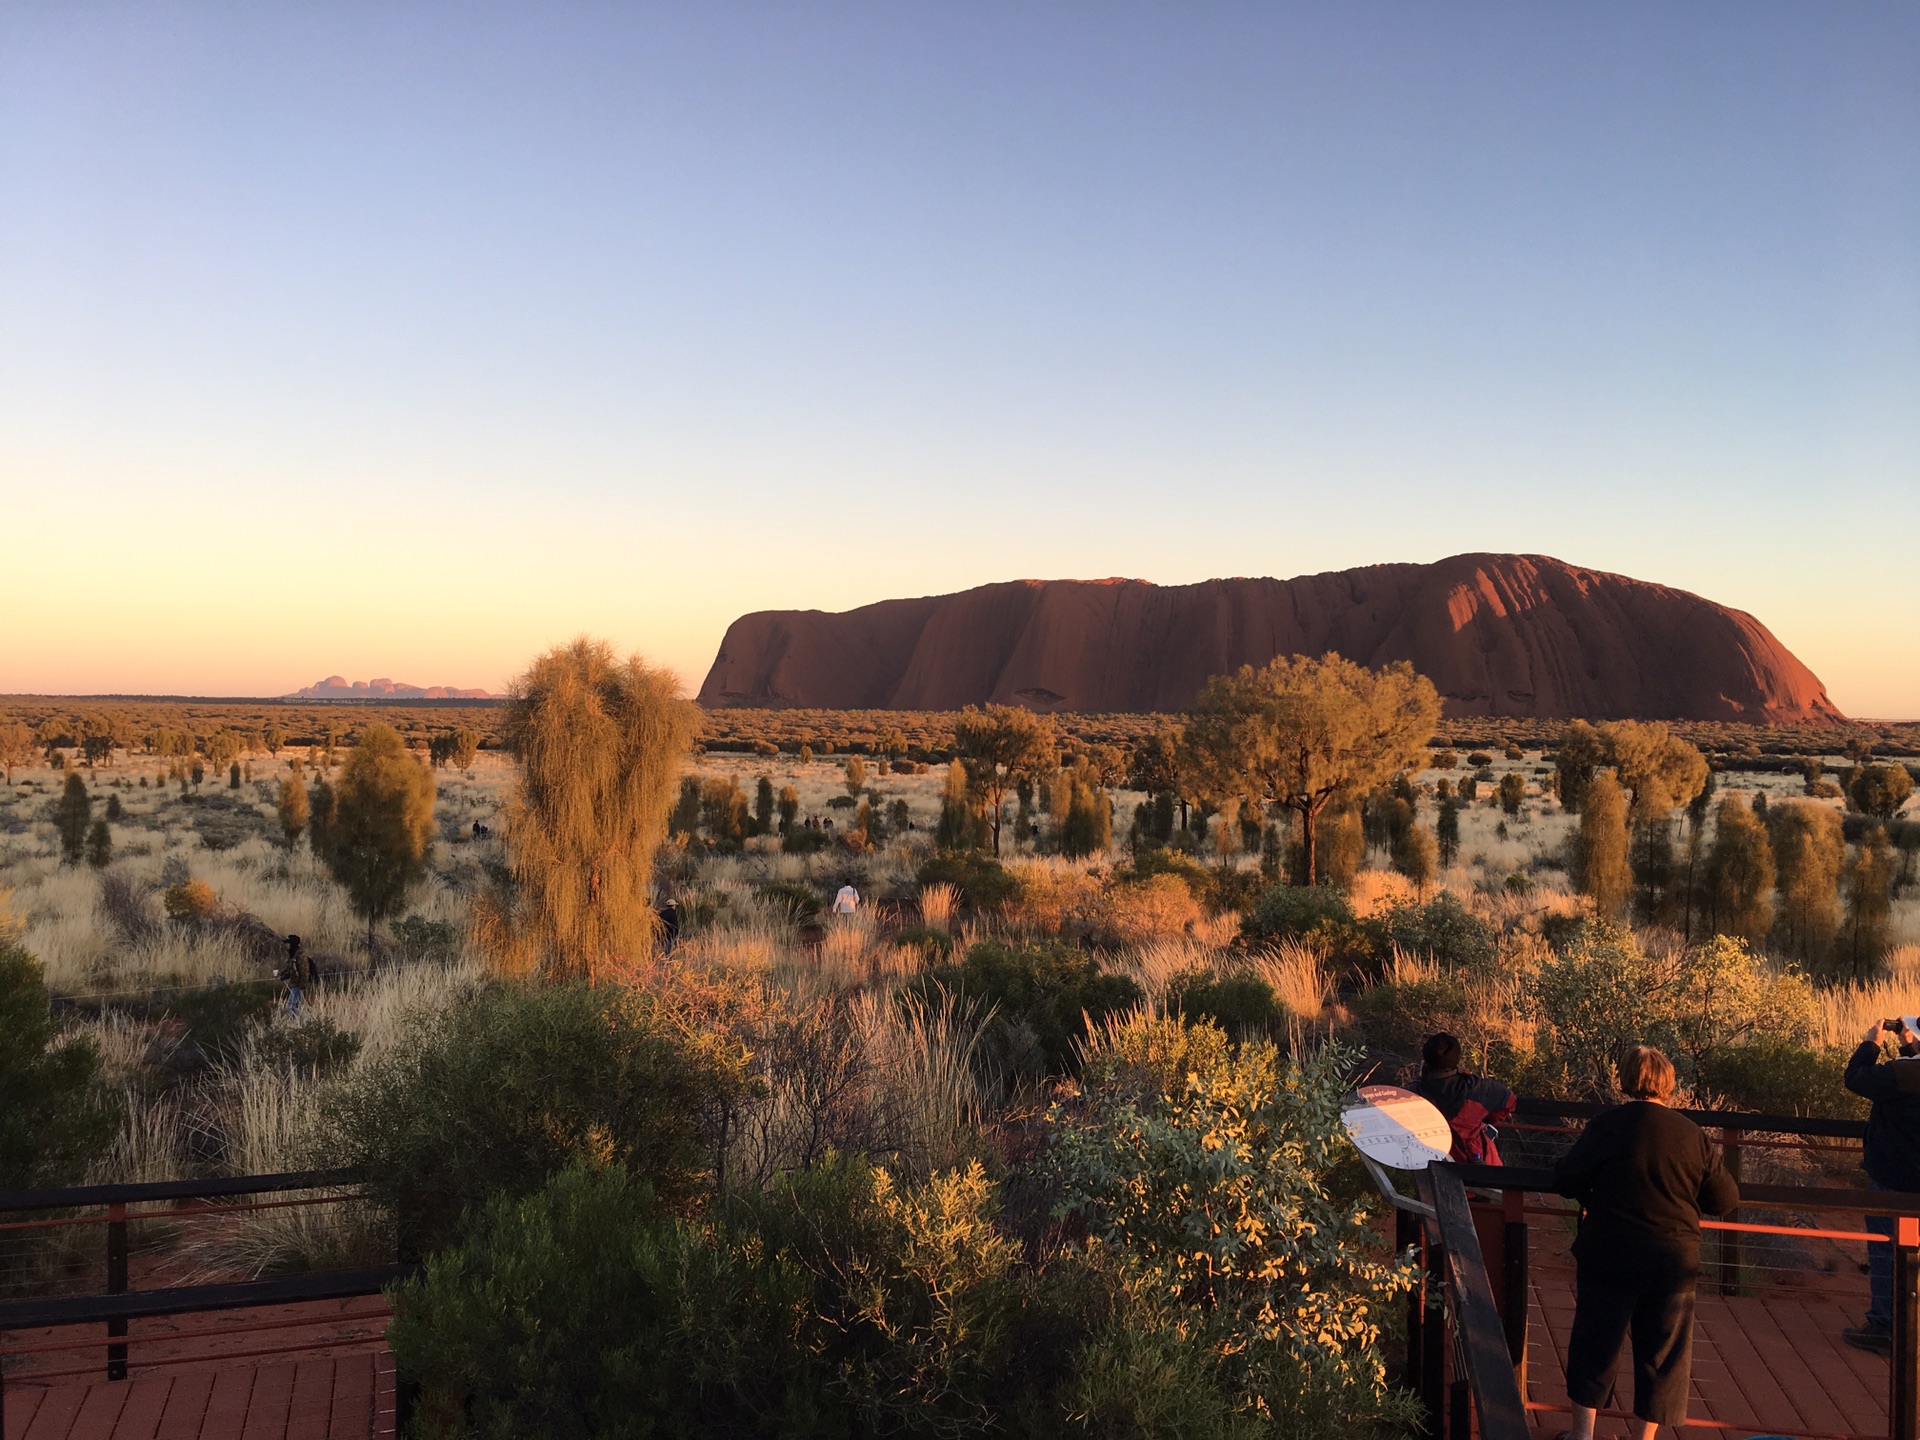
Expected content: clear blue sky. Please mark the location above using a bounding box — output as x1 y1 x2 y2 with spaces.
3 3 1915 714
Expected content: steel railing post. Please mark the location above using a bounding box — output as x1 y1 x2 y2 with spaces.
1501 1184 1528 1388
106 1200 129 1381
1422 1222 1447 1434
1895 1215 1920 1440
1398 1205 1424 1401
1720 1129 1744 1296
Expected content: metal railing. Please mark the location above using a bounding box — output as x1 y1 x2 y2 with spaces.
1393 1098 1920 1440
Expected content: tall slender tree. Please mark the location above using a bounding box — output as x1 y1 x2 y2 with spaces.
1768 799 1845 972
1704 795 1773 944
322 724 437 956
1574 771 1631 920
55 774 91 864
480 638 694 983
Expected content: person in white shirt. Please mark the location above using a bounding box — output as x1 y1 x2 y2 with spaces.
832 884 859 915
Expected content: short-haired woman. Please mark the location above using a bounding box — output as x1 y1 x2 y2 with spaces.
1551 1046 1739 1440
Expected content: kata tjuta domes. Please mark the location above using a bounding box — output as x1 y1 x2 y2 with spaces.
698 553 1843 724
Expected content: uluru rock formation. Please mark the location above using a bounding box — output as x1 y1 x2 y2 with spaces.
699 554 1842 723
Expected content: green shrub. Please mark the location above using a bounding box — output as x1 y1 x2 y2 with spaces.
325 982 729 1254
891 924 956 961
390 914 460 965
1363 892 1496 973
782 827 831 855
1697 1037 1866 1120
1240 884 1375 973
165 980 280 1067
0 941 117 1188
393 1155 1166 1440
1168 971 1283 1035
915 854 1020 912
909 939 1141 1077
1051 1020 1418 1436
250 1017 363 1075
755 880 822 923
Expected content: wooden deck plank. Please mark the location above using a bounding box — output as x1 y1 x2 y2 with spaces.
282 1362 334 1440
153 1372 213 1440
65 1385 130 1440
3 1386 48 1440
104 1377 173 1440
1524 1255 1889 1440
237 1364 293 1440
20 1386 87 1440
325 1356 372 1440
196 1370 252 1439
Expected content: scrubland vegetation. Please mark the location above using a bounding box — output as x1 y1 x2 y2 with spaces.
2 657 1918 1437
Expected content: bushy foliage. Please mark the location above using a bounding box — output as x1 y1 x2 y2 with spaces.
1696 1036 1866 1120
1168 971 1283 1035
393 1154 1239 1440
0 941 117 1187
325 982 729 1253
915 853 1019 912
1366 892 1496 972
1239 885 1357 950
1529 924 1816 1097
1049 1021 1417 1437
910 940 1141 1078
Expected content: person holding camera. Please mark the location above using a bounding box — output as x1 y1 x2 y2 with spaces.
1551 1046 1738 1440
1842 1018 1920 1353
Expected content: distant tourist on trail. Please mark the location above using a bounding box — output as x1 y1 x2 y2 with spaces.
1414 1031 1515 1165
1842 1017 1920 1354
1551 1045 1738 1440
657 899 681 955
832 883 859 915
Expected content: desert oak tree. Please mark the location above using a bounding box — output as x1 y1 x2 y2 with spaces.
1183 654 1441 887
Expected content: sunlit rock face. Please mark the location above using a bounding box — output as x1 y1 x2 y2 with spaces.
699 554 1842 724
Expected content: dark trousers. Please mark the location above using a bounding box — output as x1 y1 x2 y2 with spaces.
1565 1276 1696 1427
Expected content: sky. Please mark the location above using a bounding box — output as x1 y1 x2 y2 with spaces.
1 3 1916 716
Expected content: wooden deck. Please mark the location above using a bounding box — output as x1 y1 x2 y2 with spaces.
1 1353 394 1440
1524 1251 1889 1439
1 1299 395 1440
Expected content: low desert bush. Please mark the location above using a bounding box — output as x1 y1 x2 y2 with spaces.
393 1155 1184 1440
1167 970 1283 1035
909 939 1141 1080
1051 1019 1419 1437
0 940 118 1188
915 854 1020 913
322 981 731 1254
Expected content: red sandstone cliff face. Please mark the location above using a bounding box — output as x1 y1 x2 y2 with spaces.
698 555 1843 723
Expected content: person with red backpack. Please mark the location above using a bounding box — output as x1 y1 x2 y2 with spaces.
1415 1032 1515 1165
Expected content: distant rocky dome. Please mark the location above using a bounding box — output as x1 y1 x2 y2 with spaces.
287 676 496 701
698 554 1843 724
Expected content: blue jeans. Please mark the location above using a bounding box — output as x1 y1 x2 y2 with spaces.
1868 1179 1894 1330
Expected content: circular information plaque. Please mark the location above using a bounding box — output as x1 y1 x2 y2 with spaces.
1340 1085 1453 1171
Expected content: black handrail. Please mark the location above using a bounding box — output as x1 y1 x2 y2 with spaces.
1514 1096 1865 1140
1416 1165 1529 1440
0 1168 365 1215
0 1264 417 1331
1451 1160 1920 1214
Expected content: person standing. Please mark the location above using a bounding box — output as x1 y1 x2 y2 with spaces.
1414 1032 1515 1165
1552 1046 1738 1440
1842 1019 1920 1353
656 899 681 956
832 883 860 916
